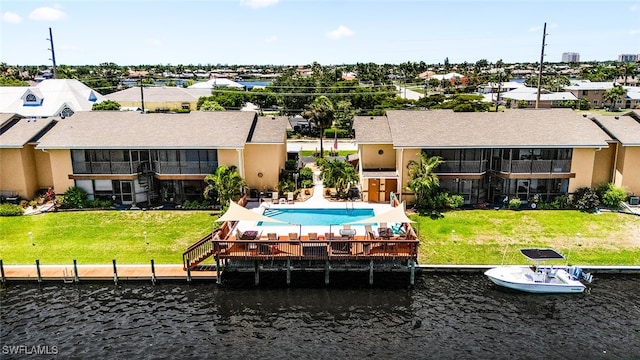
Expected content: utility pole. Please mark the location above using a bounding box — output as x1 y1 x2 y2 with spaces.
140 76 145 113
535 22 547 109
47 27 58 79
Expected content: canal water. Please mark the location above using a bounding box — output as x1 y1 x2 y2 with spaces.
1 273 638 359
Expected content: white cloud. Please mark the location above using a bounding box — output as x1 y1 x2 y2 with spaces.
629 29 640 35
528 26 542 32
630 4 638 11
2 12 22 24
148 39 162 46
29 7 66 21
264 35 278 43
240 0 279 9
326 25 354 40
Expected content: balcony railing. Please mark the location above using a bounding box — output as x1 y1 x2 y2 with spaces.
155 161 217 174
72 161 132 174
500 159 571 173
437 160 487 174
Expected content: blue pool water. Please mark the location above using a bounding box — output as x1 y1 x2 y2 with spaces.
260 208 375 226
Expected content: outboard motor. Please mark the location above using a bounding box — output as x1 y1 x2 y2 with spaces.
569 266 593 283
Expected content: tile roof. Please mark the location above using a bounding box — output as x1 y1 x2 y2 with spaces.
380 109 609 148
353 115 392 143
592 114 640 146
36 111 258 149
0 115 56 148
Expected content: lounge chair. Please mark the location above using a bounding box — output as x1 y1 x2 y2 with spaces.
272 191 279 203
340 224 355 239
287 192 294 204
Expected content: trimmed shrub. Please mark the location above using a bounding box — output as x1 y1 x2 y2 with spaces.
300 179 314 189
572 187 600 212
0 203 23 216
508 198 522 210
596 183 626 209
299 167 313 181
61 186 89 209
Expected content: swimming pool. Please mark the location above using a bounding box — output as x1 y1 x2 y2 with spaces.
259 208 375 226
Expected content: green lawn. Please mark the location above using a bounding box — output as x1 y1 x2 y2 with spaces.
414 210 640 265
0 210 217 265
1 209 638 266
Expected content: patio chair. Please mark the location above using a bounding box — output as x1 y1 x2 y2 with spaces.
267 232 278 241
288 232 299 241
287 192 294 204
272 191 279 202
308 232 319 241
324 232 335 241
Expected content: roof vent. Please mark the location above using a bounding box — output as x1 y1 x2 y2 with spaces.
370 116 374 119
271 116 276 120
582 114 587 117
615 116 620 120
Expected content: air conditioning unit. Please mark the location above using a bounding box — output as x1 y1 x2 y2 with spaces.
629 196 639 205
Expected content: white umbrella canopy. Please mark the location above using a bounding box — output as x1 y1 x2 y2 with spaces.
216 201 285 223
348 202 416 224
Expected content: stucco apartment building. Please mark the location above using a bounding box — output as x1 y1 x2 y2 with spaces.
0 111 288 205
2 109 639 207
353 109 639 206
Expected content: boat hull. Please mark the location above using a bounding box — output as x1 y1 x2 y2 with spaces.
485 267 585 294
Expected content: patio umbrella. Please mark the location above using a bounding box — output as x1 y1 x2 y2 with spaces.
347 202 416 224
216 201 285 223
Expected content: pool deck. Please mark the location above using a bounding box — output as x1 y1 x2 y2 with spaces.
240 179 396 239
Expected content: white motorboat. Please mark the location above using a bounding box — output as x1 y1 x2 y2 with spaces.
484 248 593 294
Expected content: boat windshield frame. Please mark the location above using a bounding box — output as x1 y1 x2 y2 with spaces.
520 248 565 261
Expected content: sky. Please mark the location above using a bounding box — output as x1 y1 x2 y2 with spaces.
1 0 639 66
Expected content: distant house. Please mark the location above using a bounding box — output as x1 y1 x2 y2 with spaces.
0 79 105 118
105 86 213 112
477 81 525 94
564 81 616 109
501 87 577 108
188 77 244 89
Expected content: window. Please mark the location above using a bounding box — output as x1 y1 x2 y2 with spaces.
26 94 37 102
582 90 588 96
181 103 190 110
60 106 74 118
594 90 599 94
593 100 598 105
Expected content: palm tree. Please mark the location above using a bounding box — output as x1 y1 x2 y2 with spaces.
602 84 626 111
405 153 443 209
621 63 637 86
320 160 359 198
302 96 335 158
203 165 247 209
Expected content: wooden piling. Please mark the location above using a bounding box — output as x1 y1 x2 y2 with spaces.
215 254 221 285
369 259 374 285
36 259 42 283
186 258 192 283
409 259 415 287
112 259 118 285
73 259 79 283
286 259 291 285
150 259 156 285
0 259 5 286
324 259 330 285
254 260 260 286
